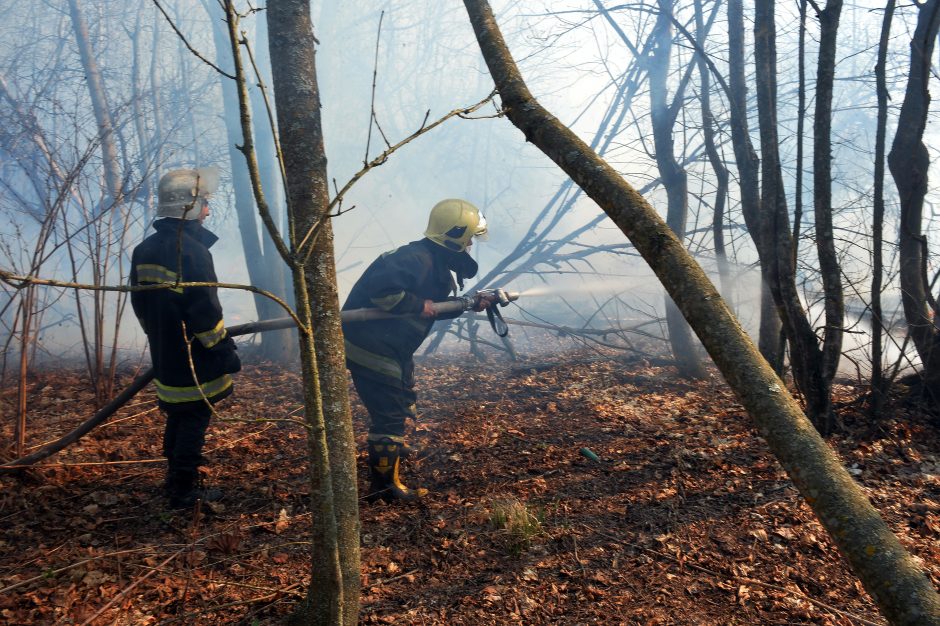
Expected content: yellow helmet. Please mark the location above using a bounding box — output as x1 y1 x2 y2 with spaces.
156 167 220 219
424 199 488 252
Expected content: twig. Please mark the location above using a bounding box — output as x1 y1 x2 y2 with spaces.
0 269 304 332
151 0 234 79
154 582 303 625
364 10 385 165
222 0 294 265
296 91 497 262
0 548 154 595
78 548 185 626
239 27 294 245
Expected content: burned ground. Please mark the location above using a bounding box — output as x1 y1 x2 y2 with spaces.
1 342 938 625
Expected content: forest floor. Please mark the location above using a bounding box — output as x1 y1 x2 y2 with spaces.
1 337 939 625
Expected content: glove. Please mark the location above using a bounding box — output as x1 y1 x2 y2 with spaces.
221 348 241 374
213 336 242 374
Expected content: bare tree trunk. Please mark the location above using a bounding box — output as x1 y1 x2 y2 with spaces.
871 0 896 415
649 0 705 379
887 0 940 405
67 0 122 205
264 1 360 624
462 1 940 622
693 0 730 302
754 0 833 433
813 0 844 394
726 0 782 373
250 6 294 360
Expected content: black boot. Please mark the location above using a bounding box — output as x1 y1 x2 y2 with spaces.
367 437 427 503
167 470 223 510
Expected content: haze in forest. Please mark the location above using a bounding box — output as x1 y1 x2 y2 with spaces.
0 0 933 373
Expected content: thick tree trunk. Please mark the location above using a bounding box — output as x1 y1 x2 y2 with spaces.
754 0 833 432
462 1 940 622
725 0 782 372
265 2 360 624
649 0 706 379
887 0 940 405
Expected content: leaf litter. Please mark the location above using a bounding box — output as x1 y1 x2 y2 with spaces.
0 343 937 624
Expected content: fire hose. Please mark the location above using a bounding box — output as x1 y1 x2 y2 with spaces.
0 289 518 470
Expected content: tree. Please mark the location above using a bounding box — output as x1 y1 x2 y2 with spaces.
202 0 293 361
754 0 836 433
887 0 940 406
462 0 940 622
725 0 784 374
649 0 706 379
870 0 896 414
225 0 361 622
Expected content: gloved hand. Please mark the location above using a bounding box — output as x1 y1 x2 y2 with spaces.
473 291 499 312
213 337 242 374
221 348 241 374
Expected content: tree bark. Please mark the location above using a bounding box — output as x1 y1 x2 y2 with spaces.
206 0 291 360
887 0 940 405
813 0 844 391
265 1 360 624
725 0 783 373
693 0 730 302
649 0 706 379
462 1 940 622
67 0 122 206
754 0 833 432
870 0 896 414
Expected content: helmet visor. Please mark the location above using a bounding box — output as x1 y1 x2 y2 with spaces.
474 214 489 241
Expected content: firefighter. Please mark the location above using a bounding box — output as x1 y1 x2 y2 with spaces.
130 167 241 510
342 199 497 503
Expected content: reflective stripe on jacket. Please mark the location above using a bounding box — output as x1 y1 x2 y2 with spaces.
342 237 477 383
130 219 238 407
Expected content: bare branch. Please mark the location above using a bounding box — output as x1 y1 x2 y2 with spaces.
152 0 236 79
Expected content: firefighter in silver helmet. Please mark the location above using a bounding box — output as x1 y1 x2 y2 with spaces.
342 199 496 503
130 167 241 510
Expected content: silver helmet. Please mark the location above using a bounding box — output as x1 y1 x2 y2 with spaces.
156 167 220 219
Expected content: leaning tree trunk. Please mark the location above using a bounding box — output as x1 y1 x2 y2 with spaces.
649 0 706 379
265 1 361 624
725 0 783 373
887 0 940 405
754 0 834 433
462 1 940 622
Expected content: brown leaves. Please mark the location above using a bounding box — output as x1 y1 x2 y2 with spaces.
5 358 937 624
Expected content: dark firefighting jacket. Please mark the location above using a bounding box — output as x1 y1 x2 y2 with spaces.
130 219 240 408
342 238 478 383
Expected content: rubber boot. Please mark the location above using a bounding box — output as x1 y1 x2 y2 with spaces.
167 470 223 510
367 437 427 503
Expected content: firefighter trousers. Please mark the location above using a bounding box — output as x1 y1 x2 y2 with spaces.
162 402 212 473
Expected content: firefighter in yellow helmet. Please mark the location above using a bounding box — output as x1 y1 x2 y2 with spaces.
342 199 496 502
